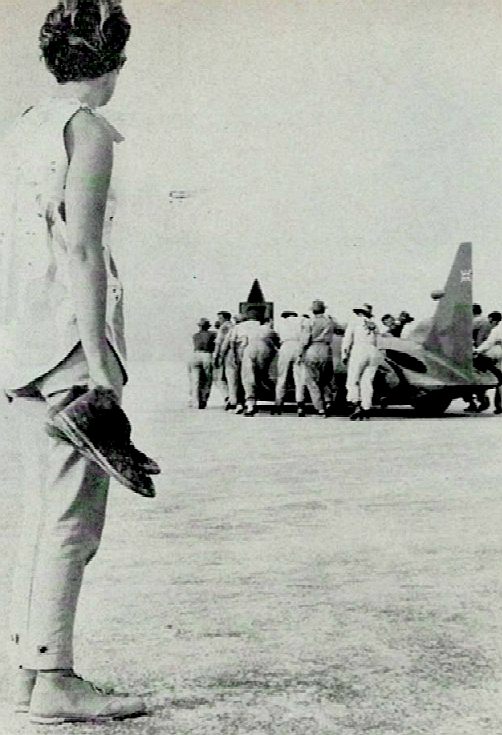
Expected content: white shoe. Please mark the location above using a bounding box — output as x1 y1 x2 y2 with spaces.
29 671 146 724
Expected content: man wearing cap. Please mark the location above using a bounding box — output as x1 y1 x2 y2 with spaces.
341 303 380 420
188 318 216 409
300 300 335 417
273 311 306 416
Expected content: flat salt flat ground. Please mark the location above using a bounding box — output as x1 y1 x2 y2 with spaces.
1 360 502 735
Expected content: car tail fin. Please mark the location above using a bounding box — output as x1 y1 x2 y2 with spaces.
423 242 473 375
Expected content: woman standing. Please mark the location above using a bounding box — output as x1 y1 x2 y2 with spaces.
2 1 146 723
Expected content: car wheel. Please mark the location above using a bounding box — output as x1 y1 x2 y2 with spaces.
411 391 452 417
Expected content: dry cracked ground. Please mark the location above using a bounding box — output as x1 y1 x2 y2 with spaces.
1 360 502 735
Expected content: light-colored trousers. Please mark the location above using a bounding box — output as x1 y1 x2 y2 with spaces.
213 364 229 403
241 344 274 408
346 345 381 410
187 351 213 407
8 344 123 671
275 341 305 404
224 351 242 406
304 343 332 412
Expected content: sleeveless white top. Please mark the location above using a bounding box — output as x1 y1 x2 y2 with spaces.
0 97 126 390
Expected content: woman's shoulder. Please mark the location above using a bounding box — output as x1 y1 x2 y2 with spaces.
65 105 124 150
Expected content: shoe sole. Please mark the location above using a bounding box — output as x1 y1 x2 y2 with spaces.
50 414 155 498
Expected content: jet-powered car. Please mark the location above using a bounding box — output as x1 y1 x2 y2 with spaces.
332 241 497 416
240 243 496 416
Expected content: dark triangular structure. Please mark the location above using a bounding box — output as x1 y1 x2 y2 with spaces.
247 279 265 303
239 279 273 322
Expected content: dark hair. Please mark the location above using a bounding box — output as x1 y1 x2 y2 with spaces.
40 1 130 83
217 311 231 321
398 311 414 324
472 303 482 316
488 311 502 323
381 313 394 322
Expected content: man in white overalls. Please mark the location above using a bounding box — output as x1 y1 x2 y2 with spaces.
341 303 381 420
273 310 306 416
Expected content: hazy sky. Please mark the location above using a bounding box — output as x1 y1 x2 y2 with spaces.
1 0 501 357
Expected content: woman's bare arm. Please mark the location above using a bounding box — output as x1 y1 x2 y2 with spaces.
64 108 116 390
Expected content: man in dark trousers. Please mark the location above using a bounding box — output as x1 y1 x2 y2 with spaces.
188 318 216 409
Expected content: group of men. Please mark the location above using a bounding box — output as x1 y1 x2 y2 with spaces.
187 298 502 420
188 300 388 420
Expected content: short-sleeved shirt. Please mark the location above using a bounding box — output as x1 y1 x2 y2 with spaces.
193 331 216 352
276 316 303 343
301 314 335 349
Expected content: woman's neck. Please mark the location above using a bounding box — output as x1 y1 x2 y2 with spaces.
56 79 103 109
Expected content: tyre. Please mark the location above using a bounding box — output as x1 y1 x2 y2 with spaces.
410 391 452 417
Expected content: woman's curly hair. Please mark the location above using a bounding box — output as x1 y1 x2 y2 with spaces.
39 0 130 83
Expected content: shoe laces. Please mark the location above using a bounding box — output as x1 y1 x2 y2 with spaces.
71 672 114 696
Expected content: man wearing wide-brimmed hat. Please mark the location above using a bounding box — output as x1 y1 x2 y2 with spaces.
300 300 335 416
188 318 216 408
341 303 380 420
